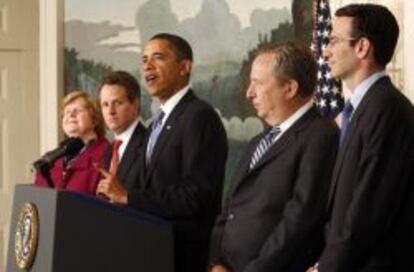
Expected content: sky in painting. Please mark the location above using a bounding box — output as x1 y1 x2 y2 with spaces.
66 0 291 28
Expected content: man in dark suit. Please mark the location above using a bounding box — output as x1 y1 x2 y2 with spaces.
98 34 228 272
209 43 339 272
310 4 414 272
96 71 146 197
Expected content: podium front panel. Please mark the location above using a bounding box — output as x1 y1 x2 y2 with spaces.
7 185 174 272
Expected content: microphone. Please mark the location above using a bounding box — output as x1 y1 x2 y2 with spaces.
33 137 85 187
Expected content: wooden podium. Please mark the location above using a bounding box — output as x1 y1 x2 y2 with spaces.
6 185 174 272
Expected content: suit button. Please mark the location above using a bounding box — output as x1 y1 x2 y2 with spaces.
228 213 235 220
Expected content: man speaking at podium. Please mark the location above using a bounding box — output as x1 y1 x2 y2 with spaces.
96 33 228 272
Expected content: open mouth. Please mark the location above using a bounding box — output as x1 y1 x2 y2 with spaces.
145 74 158 84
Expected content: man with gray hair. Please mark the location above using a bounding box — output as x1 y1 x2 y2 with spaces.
209 42 339 272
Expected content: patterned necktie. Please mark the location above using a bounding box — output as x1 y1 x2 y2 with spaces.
146 110 165 165
340 101 354 143
249 126 281 170
109 139 122 176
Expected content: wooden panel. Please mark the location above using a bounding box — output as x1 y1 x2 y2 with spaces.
0 1 20 48
0 228 4 270
0 1 39 270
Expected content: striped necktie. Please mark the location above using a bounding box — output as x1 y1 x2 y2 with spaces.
249 126 281 170
146 110 165 165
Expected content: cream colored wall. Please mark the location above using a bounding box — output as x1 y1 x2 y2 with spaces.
39 0 64 153
0 0 39 270
0 0 64 267
404 0 414 102
0 0 64 269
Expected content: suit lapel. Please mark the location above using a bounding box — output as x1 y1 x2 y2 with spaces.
327 77 391 207
327 124 356 206
103 145 111 170
227 135 262 196
250 128 294 171
230 106 318 195
144 90 195 183
118 123 146 188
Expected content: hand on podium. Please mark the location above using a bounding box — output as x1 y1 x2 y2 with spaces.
95 163 128 205
307 265 318 272
210 264 230 272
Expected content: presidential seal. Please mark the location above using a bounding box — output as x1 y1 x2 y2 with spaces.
15 202 39 270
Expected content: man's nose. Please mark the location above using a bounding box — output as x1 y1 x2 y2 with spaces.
109 104 116 114
246 85 255 100
323 46 331 60
143 59 153 71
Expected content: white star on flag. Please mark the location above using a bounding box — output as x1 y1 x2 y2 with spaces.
311 0 344 117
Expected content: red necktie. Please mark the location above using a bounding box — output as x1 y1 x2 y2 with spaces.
109 139 122 176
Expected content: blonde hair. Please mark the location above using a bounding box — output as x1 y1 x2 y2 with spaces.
61 91 105 138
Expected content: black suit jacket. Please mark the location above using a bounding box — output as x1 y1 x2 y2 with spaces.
128 90 228 272
318 77 414 272
209 106 339 272
104 122 147 190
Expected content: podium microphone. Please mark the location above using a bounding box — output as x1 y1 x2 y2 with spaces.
33 137 85 187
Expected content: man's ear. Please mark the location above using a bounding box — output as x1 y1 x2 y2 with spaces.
180 59 192 76
285 80 299 100
355 37 372 60
131 98 140 116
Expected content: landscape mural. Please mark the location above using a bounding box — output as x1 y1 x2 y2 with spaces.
65 0 313 186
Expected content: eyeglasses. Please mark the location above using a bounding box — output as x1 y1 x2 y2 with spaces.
64 107 87 116
327 36 358 47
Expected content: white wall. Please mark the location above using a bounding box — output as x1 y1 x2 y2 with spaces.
0 0 39 269
39 0 64 153
404 0 414 101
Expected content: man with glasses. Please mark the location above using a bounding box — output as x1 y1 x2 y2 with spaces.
311 4 414 272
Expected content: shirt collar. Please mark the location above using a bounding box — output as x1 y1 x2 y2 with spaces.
277 99 314 134
114 118 140 159
159 84 191 124
349 71 386 110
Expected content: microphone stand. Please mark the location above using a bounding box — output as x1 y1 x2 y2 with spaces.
32 137 84 188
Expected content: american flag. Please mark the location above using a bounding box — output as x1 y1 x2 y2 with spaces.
311 0 344 118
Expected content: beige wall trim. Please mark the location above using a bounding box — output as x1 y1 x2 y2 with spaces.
39 0 64 153
404 1 414 102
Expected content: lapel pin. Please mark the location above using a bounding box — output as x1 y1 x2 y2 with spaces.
166 125 172 130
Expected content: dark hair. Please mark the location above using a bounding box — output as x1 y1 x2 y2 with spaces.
98 70 140 102
256 42 317 98
150 33 193 61
335 4 399 66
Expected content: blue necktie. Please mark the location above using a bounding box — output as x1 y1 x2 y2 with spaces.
340 101 354 143
146 110 165 165
249 126 281 170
